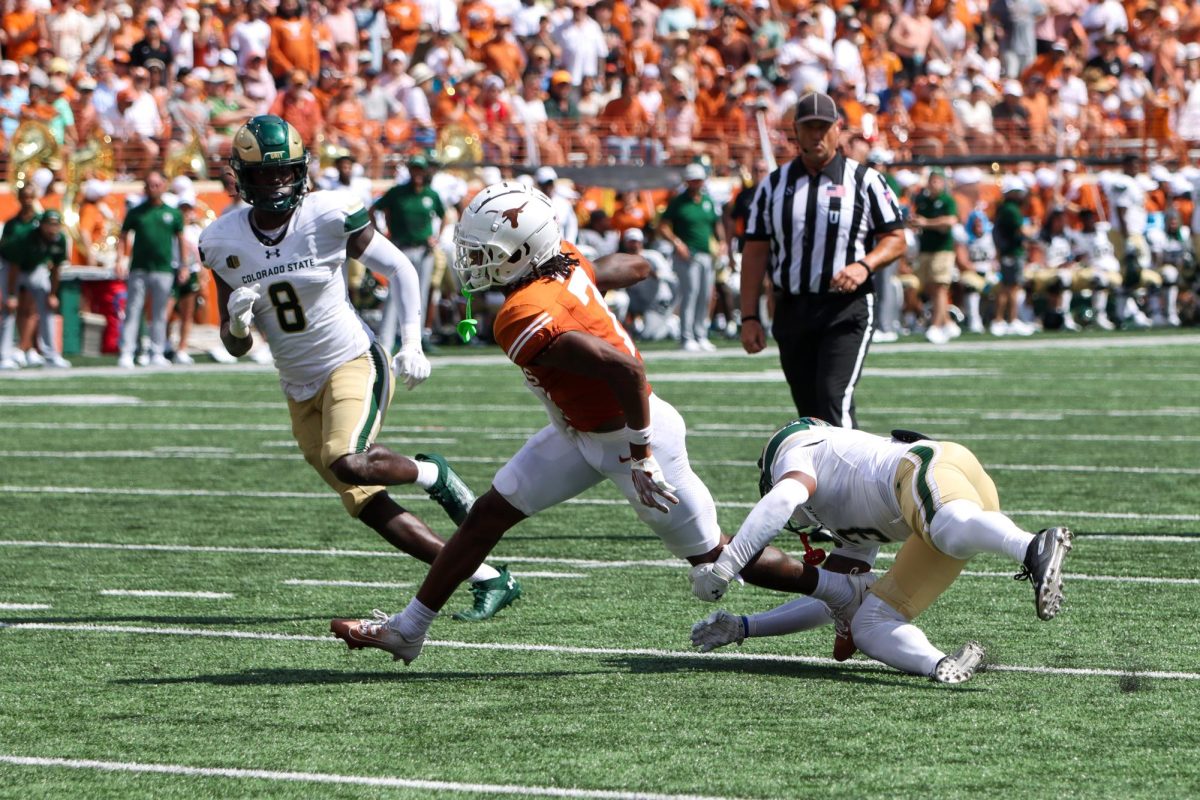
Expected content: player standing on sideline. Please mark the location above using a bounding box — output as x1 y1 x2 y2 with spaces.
200 115 521 620
331 183 875 664
687 419 1073 684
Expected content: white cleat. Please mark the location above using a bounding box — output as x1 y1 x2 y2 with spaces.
933 641 986 684
173 351 194 365
330 609 426 665
208 347 238 364
690 610 746 653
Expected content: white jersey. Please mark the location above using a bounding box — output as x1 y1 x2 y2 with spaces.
762 421 915 550
1071 228 1120 271
199 190 374 400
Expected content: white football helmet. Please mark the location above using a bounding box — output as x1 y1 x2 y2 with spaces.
454 181 561 291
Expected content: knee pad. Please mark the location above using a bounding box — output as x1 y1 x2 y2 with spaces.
1160 265 1179 287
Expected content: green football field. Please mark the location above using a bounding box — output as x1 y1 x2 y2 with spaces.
1 332 1198 799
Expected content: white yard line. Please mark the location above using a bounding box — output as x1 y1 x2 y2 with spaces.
0 603 51 610
0 621 1197 680
0 754 742 800
283 579 413 590
6 449 1200 477
1 540 1197 585
99 590 233 600
4 484 1200 521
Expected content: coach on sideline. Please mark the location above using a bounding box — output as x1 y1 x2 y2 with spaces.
740 91 907 428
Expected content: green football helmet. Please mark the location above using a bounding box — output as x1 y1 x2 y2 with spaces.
229 115 311 213
756 417 831 498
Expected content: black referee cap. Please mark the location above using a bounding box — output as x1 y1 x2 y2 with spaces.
794 91 840 124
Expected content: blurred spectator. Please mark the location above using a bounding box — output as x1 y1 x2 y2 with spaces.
229 0 272 72
2 0 42 65
269 0 320 83
383 0 422 60
482 19 525 88
599 74 653 163
269 69 323 146
535 166 579 244
131 19 173 74
556 0 608 85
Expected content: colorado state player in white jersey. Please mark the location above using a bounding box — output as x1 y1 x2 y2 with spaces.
688 418 1074 684
200 115 521 621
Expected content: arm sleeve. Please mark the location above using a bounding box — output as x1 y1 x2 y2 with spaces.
716 478 811 577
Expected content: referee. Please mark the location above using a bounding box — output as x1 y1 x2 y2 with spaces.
740 91 907 428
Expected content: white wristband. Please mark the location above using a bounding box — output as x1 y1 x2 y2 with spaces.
626 425 652 446
400 323 422 352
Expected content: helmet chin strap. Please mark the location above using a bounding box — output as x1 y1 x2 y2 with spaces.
457 287 479 343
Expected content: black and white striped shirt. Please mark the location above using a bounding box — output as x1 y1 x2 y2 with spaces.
745 154 904 295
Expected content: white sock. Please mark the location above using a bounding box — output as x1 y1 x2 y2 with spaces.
811 569 852 607
929 498 1033 563
1093 289 1108 312
1059 289 1072 314
852 594 944 676
746 596 832 637
395 596 438 639
965 293 981 325
413 459 440 490
469 564 501 584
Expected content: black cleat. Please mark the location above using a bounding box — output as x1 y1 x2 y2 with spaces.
1015 527 1073 621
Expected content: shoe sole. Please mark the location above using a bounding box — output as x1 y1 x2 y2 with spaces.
1035 528 1073 621
933 642 986 684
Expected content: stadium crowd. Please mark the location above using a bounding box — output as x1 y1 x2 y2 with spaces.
1 0 1200 368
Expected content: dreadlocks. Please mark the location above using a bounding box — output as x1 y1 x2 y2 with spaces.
503 249 579 293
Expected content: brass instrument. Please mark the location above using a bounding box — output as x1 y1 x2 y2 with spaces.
61 132 119 268
316 135 349 169
163 130 209 180
435 123 483 169
7 120 61 190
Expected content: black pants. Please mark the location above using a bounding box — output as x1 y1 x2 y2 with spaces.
771 291 875 429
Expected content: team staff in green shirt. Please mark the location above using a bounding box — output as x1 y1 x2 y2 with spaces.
117 171 187 368
1 208 72 368
910 167 960 345
371 154 446 351
0 183 40 369
658 162 725 352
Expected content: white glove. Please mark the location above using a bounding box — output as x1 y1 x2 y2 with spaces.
690 609 746 652
227 283 261 338
689 560 737 602
630 454 679 513
393 346 431 390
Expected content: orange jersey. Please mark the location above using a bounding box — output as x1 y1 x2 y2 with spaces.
492 245 649 432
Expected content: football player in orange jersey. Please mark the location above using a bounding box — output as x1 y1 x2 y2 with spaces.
332 183 876 664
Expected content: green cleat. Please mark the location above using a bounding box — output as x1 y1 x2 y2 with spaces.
452 566 522 621
416 453 476 526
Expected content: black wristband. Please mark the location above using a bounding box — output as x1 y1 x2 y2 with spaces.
742 315 761 324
